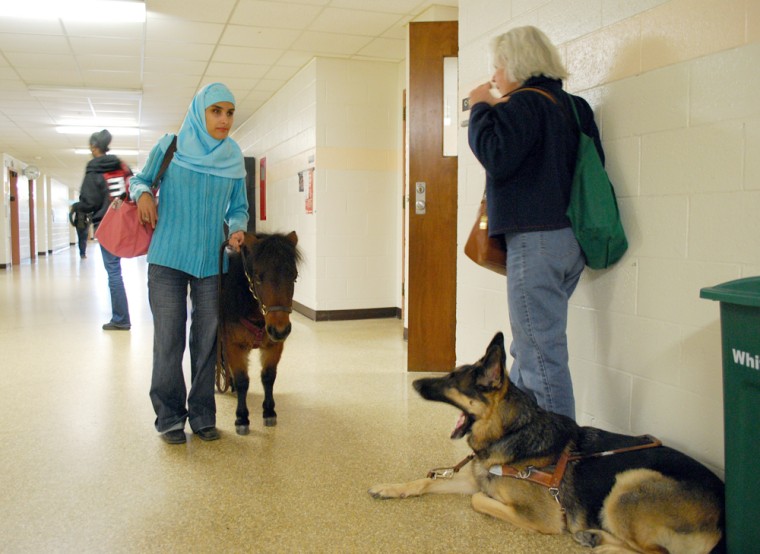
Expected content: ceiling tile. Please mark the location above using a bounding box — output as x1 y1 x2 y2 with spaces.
329 0 425 13
0 18 63 35
309 8 401 36
5 52 79 71
212 45 283 65
145 17 224 43
68 37 144 57
0 34 68 54
147 0 237 23
230 0 325 29
356 37 406 60
292 31 372 56
205 62 269 80
220 25 300 49
62 21 145 40
144 41 215 60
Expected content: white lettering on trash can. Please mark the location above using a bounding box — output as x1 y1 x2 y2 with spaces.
732 349 760 370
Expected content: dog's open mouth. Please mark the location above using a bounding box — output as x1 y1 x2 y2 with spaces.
451 412 474 439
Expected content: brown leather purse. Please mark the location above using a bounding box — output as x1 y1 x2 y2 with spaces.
464 196 506 275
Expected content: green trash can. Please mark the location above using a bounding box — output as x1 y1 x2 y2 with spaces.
700 276 760 553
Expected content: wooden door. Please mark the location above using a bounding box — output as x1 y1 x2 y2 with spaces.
407 21 458 372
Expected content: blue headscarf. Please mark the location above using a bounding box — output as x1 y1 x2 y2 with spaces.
172 82 246 179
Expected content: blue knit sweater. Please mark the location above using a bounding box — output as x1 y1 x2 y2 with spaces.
468 76 604 235
129 134 249 278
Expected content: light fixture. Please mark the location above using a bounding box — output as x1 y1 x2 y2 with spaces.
0 1 146 23
23 166 41 180
28 86 143 101
59 126 140 136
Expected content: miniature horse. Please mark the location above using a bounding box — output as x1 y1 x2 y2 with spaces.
216 231 300 434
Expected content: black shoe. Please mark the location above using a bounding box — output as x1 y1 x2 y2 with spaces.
102 322 131 331
194 427 220 441
161 429 186 444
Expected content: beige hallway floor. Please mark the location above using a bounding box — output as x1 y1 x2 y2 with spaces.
0 245 585 553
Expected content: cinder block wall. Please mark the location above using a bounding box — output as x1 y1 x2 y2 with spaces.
457 0 760 475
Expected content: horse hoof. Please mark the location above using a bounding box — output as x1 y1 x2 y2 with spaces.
264 417 277 427
236 425 250 435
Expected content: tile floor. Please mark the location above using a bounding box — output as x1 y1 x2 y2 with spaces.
0 244 585 553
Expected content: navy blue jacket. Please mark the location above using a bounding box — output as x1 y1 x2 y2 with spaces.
468 76 604 235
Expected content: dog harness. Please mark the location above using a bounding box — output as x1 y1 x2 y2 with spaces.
427 435 662 511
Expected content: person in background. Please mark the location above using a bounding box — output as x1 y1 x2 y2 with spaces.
70 206 91 259
71 129 132 331
129 83 248 445
467 26 605 421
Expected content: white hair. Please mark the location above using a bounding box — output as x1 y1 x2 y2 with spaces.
489 26 568 84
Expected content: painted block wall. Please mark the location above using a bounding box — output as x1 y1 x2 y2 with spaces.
49 178 70 253
235 61 318 310
234 58 402 314
457 0 760 475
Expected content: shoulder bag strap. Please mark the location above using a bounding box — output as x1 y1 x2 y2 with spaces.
510 86 580 131
151 135 178 191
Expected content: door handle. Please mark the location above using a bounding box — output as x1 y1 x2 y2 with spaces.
415 182 426 214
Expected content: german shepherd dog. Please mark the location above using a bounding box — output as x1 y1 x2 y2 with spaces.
369 333 725 554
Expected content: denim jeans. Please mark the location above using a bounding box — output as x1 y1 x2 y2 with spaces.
148 264 218 433
504 227 585 420
100 244 130 326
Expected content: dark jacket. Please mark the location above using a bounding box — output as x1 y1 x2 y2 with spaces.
467 76 604 235
72 154 124 224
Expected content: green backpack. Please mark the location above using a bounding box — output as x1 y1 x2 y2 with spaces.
565 97 628 269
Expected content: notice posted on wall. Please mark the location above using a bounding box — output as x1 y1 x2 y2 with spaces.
299 167 314 215
259 157 267 221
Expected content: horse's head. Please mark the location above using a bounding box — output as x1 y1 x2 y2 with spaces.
240 231 300 342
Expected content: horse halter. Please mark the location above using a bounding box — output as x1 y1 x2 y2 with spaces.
239 247 293 316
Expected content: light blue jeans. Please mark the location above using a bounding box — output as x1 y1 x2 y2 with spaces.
147 264 218 433
504 227 584 420
100 244 130 326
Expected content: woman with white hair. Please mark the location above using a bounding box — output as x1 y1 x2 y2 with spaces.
467 26 605 421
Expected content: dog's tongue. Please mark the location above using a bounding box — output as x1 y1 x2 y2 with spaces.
451 412 467 439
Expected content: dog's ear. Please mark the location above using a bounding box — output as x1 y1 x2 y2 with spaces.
477 332 506 390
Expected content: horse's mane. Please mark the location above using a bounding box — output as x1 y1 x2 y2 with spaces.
250 233 301 271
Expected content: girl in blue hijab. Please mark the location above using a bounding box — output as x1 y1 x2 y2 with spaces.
130 82 249 444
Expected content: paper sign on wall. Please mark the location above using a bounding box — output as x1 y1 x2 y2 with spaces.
299 168 314 215
259 157 267 221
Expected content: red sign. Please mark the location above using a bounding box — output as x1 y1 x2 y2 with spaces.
259 157 267 221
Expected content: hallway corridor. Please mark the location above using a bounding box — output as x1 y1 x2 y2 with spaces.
0 245 583 553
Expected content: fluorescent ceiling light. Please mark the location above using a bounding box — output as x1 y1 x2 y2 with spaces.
75 149 138 156
58 126 140 136
28 86 143 101
0 1 146 22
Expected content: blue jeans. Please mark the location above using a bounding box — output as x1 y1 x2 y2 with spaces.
505 227 584 420
100 244 130 326
148 264 218 433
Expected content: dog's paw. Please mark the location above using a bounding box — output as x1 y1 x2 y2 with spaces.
573 530 602 548
367 483 412 499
